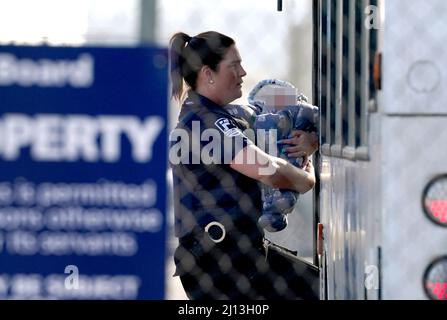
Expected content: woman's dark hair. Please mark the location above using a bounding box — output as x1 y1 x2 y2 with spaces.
169 31 235 101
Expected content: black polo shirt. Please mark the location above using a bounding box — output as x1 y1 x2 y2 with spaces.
170 91 264 242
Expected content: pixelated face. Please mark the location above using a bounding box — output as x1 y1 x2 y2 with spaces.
213 45 246 105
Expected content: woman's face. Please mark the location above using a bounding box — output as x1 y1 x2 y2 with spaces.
211 45 247 105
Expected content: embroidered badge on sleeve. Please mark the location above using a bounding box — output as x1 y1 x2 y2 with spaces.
214 118 243 137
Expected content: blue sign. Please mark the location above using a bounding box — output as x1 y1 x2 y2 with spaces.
0 45 168 299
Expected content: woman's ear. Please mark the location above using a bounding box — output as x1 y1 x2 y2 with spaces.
200 65 214 84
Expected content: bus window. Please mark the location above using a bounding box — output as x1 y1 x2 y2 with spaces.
319 0 328 151
354 0 363 151
316 0 378 161
321 0 337 156
341 0 352 158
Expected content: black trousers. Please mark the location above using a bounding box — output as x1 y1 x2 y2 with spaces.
174 238 319 300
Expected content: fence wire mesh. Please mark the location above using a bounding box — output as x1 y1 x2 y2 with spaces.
159 0 317 300
2 0 445 301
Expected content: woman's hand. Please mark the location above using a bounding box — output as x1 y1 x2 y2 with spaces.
279 130 319 158
304 158 314 174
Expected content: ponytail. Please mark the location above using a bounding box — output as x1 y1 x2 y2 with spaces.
169 32 191 101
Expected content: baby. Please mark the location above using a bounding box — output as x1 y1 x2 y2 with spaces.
225 79 319 232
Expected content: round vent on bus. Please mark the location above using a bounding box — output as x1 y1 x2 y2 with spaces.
424 257 447 300
422 175 447 227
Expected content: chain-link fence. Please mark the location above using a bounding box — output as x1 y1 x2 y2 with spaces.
157 0 317 300
10 0 446 301
0 0 316 300
167 0 447 301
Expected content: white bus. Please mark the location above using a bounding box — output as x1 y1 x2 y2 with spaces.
313 0 447 300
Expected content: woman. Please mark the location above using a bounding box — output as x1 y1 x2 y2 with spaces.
169 31 318 299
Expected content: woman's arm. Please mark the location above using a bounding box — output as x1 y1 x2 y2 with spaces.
230 143 316 194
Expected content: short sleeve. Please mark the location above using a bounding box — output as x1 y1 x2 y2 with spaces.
174 110 253 166
184 113 252 165
211 116 253 164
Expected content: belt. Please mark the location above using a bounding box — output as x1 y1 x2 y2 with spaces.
174 224 267 278
179 223 265 254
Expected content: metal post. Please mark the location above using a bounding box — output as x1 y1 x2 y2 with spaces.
139 0 156 45
277 0 283 11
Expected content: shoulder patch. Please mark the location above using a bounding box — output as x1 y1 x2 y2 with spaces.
214 118 243 137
